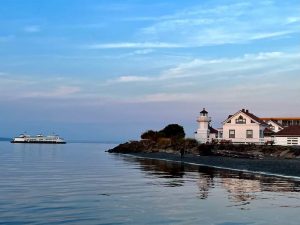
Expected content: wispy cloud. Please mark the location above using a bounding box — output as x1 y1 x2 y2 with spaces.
93 3 132 12
24 86 81 98
108 51 300 84
286 17 300 24
0 35 14 42
0 74 82 100
102 50 300 106
109 75 152 83
23 25 41 33
128 93 196 103
2 50 299 104
138 1 300 46
132 49 154 55
86 42 185 49
85 1 300 51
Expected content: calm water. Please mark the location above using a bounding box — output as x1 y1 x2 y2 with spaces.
0 142 299 225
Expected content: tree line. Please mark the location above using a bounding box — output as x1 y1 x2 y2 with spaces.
140 124 185 141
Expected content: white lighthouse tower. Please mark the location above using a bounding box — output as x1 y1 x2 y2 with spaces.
195 108 211 143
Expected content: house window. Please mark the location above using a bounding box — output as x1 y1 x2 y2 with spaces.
218 131 223 139
259 130 264 138
235 115 246 124
229 130 235 138
287 137 298 145
246 130 253 138
227 120 231 123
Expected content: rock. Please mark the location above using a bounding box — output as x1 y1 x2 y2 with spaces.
279 150 290 158
108 139 299 160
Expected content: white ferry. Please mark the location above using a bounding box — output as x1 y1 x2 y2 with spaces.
11 134 66 144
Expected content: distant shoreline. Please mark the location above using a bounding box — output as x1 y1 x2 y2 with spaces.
124 152 300 179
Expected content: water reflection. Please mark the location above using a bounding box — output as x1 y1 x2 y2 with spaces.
133 158 186 187
123 156 300 207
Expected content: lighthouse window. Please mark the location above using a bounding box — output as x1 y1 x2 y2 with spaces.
229 130 235 138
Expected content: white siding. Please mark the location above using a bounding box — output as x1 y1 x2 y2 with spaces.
266 120 283 133
223 112 265 143
274 136 300 146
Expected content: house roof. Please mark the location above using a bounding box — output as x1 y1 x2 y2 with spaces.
274 126 300 136
264 127 275 137
266 120 284 128
243 110 268 125
209 126 218 134
260 117 300 121
223 109 268 126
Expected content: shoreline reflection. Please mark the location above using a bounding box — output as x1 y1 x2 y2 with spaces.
122 156 300 207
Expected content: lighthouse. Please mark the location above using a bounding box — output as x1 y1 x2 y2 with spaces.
195 108 211 143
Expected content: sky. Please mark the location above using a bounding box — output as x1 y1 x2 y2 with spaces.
0 0 299 141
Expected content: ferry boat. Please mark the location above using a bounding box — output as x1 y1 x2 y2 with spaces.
11 134 66 144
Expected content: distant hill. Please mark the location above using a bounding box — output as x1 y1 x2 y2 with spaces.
0 137 11 142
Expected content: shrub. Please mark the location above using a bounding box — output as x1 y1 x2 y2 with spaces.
159 124 185 139
141 130 158 141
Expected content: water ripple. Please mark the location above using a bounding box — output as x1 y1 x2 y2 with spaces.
0 142 300 224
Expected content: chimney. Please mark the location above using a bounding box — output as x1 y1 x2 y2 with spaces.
246 109 249 113
242 109 245 112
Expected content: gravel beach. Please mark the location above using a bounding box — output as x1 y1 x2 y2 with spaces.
129 152 300 178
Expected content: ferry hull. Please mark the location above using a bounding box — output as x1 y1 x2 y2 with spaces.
11 133 66 144
11 141 66 144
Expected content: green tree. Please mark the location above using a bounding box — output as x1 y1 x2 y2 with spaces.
159 124 185 139
140 130 158 141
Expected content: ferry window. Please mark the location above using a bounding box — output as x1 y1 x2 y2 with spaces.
229 130 235 138
246 130 253 138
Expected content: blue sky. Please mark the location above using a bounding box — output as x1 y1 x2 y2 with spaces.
0 0 299 141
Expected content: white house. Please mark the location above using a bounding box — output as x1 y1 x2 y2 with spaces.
195 108 217 143
195 108 300 145
221 109 268 144
273 126 300 146
265 120 284 133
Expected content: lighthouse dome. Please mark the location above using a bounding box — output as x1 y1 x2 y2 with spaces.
200 108 208 115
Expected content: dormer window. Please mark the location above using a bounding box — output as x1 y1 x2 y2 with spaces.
235 115 246 124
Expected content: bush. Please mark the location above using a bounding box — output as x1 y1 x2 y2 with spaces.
198 144 213 156
140 124 186 144
157 138 172 147
159 124 185 139
141 130 158 141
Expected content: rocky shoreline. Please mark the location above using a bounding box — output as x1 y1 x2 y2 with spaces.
107 139 300 159
107 139 300 177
